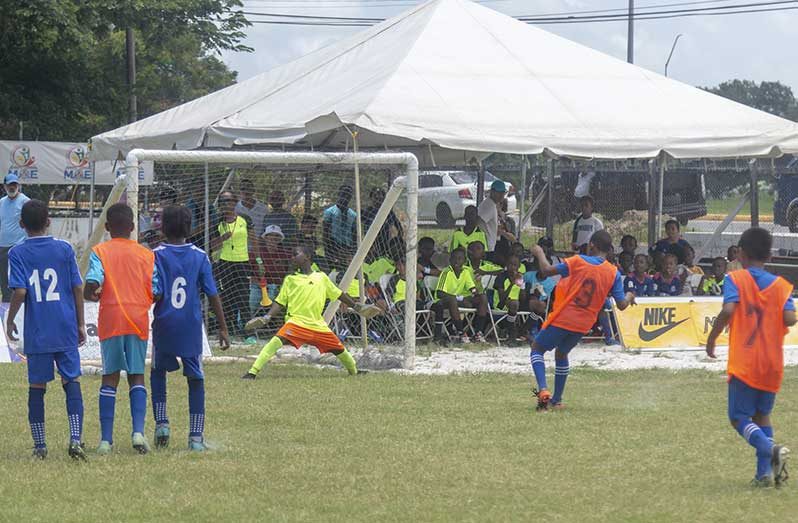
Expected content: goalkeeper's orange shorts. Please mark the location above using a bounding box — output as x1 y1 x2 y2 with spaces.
277 322 345 354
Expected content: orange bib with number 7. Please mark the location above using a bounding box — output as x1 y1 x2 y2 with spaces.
543 256 618 334
728 269 792 393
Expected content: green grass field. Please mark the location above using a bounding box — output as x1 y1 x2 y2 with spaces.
1 362 796 522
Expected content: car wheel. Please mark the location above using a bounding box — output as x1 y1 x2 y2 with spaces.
436 203 455 228
788 205 798 233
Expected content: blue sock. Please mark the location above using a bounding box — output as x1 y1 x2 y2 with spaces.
737 420 774 478
129 384 147 435
761 425 774 442
28 387 46 449
99 385 117 444
150 368 168 425
530 350 548 390
187 378 206 438
552 357 570 405
62 381 83 443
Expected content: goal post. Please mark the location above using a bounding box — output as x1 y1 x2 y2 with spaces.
115 149 419 369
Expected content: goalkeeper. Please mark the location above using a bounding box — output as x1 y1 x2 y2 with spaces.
242 245 370 379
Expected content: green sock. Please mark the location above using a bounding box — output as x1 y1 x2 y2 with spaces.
336 350 358 375
250 337 283 374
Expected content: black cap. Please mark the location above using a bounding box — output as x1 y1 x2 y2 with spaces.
537 236 554 248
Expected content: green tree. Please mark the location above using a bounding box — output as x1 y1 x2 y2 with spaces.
0 0 250 142
704 80 798 121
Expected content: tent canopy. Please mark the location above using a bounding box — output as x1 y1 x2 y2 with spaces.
91 0 798 161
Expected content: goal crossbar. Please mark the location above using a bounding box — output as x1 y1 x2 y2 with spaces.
122 149 420 369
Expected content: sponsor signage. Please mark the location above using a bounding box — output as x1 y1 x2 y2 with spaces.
1 140 153 185
615 297 798 350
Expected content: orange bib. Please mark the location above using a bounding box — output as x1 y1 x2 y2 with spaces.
728 269 792 393
543 256 618 334
93 238 154 341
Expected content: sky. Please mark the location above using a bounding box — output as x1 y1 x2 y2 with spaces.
221 0 798 93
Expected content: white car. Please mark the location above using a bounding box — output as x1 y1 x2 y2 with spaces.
412 170 517 228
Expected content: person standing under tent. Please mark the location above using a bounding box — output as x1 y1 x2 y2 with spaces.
263 190 299 246
451 205 487 252
571 196 603 253
322 185 357 271
212 192 252 335
235 179 269 239
477 180 508 255
363 186 404 257
0 174 31 302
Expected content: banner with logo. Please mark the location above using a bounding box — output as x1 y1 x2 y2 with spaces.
1 140 153 185
2 302 211 361
615 297 798 350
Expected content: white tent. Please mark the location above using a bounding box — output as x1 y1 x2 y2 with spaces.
90 0 798 161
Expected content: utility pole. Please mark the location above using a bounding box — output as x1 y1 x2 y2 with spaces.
627 0 634 63
126 27 137 123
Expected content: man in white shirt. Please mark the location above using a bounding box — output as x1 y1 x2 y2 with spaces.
477 180 508 252
235 179 269 238
571 195 603 252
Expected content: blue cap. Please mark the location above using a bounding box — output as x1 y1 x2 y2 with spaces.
490 180 507 193
4 174 19 185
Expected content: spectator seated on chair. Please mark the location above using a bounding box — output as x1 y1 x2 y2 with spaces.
678 244 704 294
649 219 691 264
417 236 441 278
465 241 504 289
493 255 525 345
431 248 489 345
624 254 656 297
697 257 727 296
620 234 637 256
617 251 634 275
510 242 528 273
726 245 743 272
653 253 683 296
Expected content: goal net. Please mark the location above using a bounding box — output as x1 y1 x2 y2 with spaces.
86 150 419 369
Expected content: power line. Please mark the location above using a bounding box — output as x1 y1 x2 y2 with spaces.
240 0 798 26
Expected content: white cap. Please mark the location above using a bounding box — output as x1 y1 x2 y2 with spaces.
261 224 285 241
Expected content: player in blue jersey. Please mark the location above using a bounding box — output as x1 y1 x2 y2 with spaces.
5 200 87 460
151 205 230 451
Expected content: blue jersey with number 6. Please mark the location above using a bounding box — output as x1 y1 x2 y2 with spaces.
8 236 83 354
153 244 218 357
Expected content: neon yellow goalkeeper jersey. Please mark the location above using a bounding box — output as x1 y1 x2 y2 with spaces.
275 272 343 332
435 266 477 300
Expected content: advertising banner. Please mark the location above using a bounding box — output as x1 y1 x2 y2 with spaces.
616 297 798 350
1 140 153 185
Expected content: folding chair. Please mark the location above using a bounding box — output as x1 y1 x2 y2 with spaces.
377 274 434 342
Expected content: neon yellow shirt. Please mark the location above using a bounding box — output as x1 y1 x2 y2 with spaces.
363 257 396 283
436 266 477 300
451 227 487 252
493 276 523 309
217 216 249 262
275 272 342 332
393 277 406 303
346 278 360 298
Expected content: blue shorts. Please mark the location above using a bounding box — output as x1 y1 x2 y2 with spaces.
152 349 204 379
728 375 776 422
534 325 583 354
27 349 81 384
101 335 147 375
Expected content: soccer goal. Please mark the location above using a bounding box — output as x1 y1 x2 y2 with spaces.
84 149 420 369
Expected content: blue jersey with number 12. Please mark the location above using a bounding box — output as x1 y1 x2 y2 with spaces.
153 244 218 357
8 237 83 354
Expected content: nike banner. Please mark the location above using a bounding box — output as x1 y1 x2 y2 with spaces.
614 297 798 350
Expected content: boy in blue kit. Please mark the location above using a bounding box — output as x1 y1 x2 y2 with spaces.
151 206 230 451
84 203 161 455
624 254 655 297
5 200 87 460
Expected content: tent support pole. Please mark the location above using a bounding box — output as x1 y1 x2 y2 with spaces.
647 160 657 247
519 156 527 232
750 159 759 227
476 162 485 205
546 159 555 239
657 157 666 238
88 161 96 240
